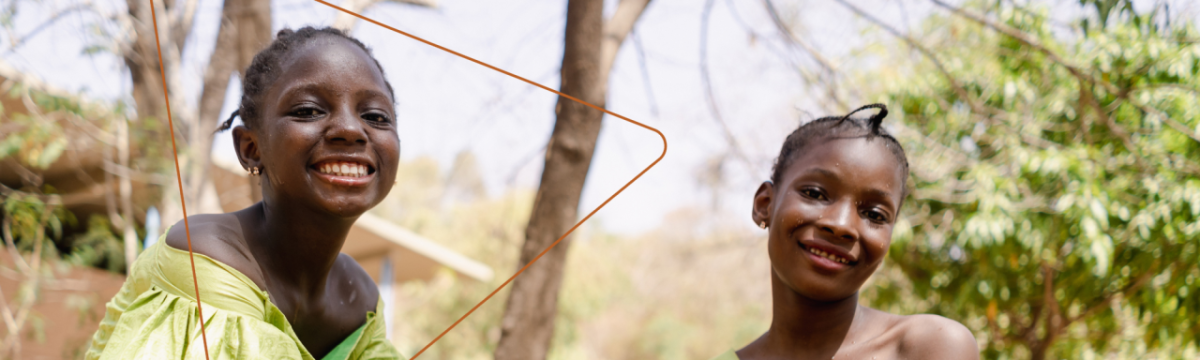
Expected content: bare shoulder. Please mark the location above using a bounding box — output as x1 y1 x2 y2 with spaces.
163 213 264 286
895 314 979 359
329 254 380 314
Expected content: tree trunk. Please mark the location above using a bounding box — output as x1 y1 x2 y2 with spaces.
123 0 269 240
332 0 438 32
124 0 171 134
493 0 649 359
123 0 174 262
187 0 272 211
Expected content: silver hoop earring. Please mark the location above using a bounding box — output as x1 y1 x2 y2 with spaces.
249 167 261 176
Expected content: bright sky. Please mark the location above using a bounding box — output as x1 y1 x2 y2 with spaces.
4 0 1196 235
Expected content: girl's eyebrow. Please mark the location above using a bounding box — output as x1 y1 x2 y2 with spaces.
800 167 899 208
278 83 326 100
861 188 899 209
801 167 839 179
276 84 390 103
354 89 391 101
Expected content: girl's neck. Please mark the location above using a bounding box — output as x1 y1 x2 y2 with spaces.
762 271 864 355
246 198 356 301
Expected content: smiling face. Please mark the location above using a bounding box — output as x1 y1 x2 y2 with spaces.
753 137 906 302
234 35 399 217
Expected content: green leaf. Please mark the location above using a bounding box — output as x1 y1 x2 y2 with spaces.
1090 235 1114 277
1090 199 1109 229
36 138 67 169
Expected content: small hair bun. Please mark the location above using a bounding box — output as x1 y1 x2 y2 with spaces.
841 103 888 132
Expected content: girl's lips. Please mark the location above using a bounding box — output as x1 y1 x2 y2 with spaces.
799 241 852 272
311 167 374 186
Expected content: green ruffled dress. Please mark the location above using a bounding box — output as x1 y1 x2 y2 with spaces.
85 232 404 360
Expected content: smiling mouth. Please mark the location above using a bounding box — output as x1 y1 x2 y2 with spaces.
314 161 375 178
799 242 853 265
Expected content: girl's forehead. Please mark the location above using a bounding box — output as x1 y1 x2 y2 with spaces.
269 38 389 97
786 138 905 194
281 36 374 69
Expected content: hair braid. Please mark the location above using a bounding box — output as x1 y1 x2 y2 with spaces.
769 104 909 189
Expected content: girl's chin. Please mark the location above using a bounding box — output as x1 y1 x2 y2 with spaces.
782 275 863 301
311 198 378 217
800 289 858 302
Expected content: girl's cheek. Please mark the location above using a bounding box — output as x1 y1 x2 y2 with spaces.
869 231 892 257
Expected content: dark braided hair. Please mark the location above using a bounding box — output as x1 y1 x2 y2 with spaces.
770 104 910 190
216 26 395 132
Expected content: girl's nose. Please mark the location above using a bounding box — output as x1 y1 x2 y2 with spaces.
816 201 859 242
325 107 367 145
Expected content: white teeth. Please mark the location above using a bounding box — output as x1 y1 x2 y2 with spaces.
317 162 370 178
807 246 849 264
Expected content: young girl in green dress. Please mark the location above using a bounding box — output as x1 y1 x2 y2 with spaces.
87 27 404 360
713 105 978 360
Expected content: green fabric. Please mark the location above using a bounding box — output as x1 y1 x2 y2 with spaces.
709 349 740 360
321 323 366 360
85 230 405 360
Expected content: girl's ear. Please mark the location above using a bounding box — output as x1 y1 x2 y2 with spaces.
232 125 261 171
752 181 774 227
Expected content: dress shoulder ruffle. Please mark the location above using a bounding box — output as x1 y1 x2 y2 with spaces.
85 234 403 360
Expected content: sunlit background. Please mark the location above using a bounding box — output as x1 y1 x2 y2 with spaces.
2 0 1199 359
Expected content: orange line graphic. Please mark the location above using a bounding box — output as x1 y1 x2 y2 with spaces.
147 1 210 359
313 1 668 358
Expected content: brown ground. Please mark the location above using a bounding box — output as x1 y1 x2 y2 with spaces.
0 261 125 360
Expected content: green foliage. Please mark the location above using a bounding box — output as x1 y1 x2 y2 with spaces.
0 80 164 176
2 83 102 169
66 215 125 272
0 104 68 171
1 79 153 276
2 190 74 251
1078 0 1135 30
859 3 1200 358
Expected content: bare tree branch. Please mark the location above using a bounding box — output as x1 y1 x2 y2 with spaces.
762 0 850 112
0 221 30 274
930 0 1092 84
832 0 985 116
1066 263 1157 325
598 0 652 83
761 0 836 73
332 0 438 32
1134 100 1200 143
630 30 660 118
2 2 97 56
169 0 199 50
701 0 758 175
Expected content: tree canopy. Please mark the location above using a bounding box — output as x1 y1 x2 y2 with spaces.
860 2 1200 359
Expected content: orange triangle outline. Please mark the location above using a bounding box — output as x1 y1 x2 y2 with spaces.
151 0 668 358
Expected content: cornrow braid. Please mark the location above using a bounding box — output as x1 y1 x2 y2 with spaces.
769 103 909 188
215 26 395 133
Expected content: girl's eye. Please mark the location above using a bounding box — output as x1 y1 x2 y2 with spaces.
292 107 322 118
862 210 889 224
363 113 391 123
800 188 827 201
